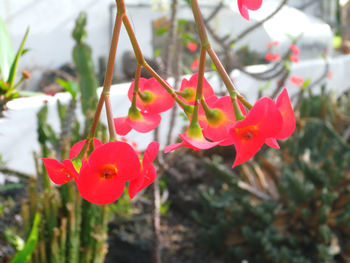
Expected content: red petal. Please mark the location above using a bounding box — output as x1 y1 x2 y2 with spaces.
265 138 280 149
228 97 282 167
114 117 132 136
129 154 157 199
164 142 183 153
179 133 220 151
62 159 79 178
127 111 161 133
69 138 102 160
275 88 295 139
238 0 250 20
128 78 175 114
203 96 236 142
144 141 160 162
179 74 215 105
42 158 74 185
242 0 263 10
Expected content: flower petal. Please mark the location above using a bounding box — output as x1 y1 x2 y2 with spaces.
114 117 133 136
42 158 74 185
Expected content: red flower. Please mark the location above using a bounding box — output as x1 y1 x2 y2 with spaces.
164 123 220 153
227 97 282 167
200 96 246 145
76 141 141 205
237 0 263 20
114 107 161 136
42 138 102 185
178 73 216 105
290 44 300 55
265 88 295 149
290 75 304 87
265 52 280 61
191 59 199 71
127 78 174 114
186 42 197 52
289 55 299 63
129 141 159 199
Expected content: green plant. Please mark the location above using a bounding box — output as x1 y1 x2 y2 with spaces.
0 16 31 113
19 12 109 263
193 87 350 262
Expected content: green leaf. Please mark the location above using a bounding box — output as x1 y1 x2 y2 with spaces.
301 78 311 90
10 213 41 263
0 79 9 91
0 17 15 80
155 27 168 36
7 27 29 88
333 36 342 49
17 90 44 97
259 81 271 91
56 78 78 99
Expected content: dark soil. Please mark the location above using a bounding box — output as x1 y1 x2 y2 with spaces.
105 153 228 263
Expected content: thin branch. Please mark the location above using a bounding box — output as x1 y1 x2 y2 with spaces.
229 0 289 46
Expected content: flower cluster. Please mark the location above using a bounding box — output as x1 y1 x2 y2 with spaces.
164 75 295 167
42 139 159 204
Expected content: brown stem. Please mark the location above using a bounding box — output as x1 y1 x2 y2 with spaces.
190 47 206 125
189 0 252 109
74 11 123 161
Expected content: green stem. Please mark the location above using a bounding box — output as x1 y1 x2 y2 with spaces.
132 64 142 107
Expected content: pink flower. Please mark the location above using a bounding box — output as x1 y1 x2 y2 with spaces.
186 42 197 52
191 59 199 71
290 75 304 87
289 55 299 63
265 53 280 61
127 78 174 114
114 108 161 136
290 44 300 55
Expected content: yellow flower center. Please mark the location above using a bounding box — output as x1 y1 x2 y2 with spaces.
99 164 118 179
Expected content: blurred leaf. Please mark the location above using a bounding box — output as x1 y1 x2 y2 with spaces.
56 78 78 99
154 48 161 58
155 27 168 36
17 90 44 97
333 36 342 49
10 213 40 263
259 81 271 92
7 27 29 88
0 17 14 80
0 79 9 91
4 228 24 251
301 78 311 90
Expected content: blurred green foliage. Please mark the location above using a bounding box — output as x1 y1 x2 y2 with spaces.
194 87 350 262
19 12 109 263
